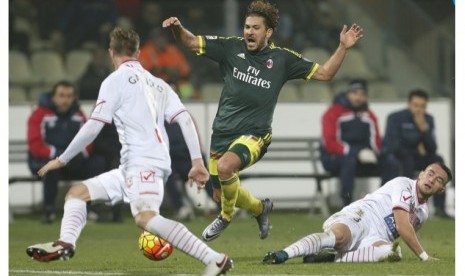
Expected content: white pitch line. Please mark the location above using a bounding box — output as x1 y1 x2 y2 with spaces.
9 270 127 275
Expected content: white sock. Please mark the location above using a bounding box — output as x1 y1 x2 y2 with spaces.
284 231 336 258
335 244 392 262
146 215 221 264
59 198 87 247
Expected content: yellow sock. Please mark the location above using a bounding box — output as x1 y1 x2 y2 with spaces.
235 186 263 217
220 174 239 221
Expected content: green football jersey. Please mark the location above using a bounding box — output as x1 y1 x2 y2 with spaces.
198 35 319 137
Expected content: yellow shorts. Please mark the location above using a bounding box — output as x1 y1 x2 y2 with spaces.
209 133 271 187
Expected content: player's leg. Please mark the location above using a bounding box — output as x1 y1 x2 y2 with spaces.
264 221 351 265
26 169 121 262
334 241 401 262
229 134 273 239
218 135 266 221
264 230 338 264
305 220 402 263
202 156 233 241
132 175 233 275
264 210 364 264
203 134 273 241
201 135 241 241
26 183 91 262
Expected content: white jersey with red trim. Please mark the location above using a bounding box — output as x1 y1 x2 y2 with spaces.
90 60 186 176
343 176 429 241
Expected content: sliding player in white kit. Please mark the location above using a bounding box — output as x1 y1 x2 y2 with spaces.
26 27 233 276
263 162 452 264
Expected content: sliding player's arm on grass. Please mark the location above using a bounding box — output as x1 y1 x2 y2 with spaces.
393 208 439 262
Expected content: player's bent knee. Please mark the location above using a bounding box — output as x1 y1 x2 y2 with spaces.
330 225 351 250
372 240 390 247
134 211 157 229
65 182 91 202
217 152 242 177
217 160 235 177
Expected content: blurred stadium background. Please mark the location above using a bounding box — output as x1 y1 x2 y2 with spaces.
9 1 455 216
9 0 454 101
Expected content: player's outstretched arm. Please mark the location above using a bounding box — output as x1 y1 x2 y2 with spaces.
312 24 363 81
174 111 209 190
162 17 200 53
393 209 439 262
38 119 105 177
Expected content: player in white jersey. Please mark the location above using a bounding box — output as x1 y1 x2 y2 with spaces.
263 162 452 264
26 27 233 276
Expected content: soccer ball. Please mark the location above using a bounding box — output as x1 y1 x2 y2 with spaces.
138 230 174 261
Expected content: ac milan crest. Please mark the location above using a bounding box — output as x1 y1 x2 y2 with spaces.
266 58 273 69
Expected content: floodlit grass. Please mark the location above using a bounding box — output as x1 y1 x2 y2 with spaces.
9 211 454 275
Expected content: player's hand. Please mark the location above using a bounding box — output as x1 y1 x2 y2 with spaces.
37 158 65 177
340 24 363 49
162 17 182 28
212 187 222 203
187 159 209 191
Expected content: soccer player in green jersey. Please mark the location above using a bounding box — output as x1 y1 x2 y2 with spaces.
162 0 363 241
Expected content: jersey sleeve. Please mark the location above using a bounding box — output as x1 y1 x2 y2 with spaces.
164 83 187 123
284 49 319 80
389 177 413 211
90 75 121 124
197 35 230 62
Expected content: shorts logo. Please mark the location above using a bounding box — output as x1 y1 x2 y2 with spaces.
141 171 156 183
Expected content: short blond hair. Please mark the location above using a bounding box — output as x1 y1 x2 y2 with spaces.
109 27 140 57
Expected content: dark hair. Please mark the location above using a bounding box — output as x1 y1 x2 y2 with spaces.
51 80 76 97
408 88 429 102
246 0 279 30
109 27 140 57
435 162 453 184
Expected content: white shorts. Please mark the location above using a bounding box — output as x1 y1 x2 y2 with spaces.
83 167 165 216
323 206 389 251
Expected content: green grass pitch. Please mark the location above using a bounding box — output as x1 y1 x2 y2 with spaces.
9 211 454 275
